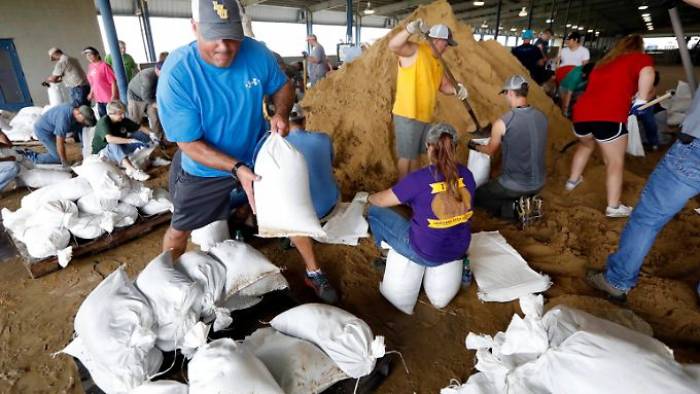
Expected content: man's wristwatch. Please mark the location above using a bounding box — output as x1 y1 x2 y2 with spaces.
231 161 246 182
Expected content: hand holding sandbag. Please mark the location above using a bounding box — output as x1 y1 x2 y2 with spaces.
269 113 290 137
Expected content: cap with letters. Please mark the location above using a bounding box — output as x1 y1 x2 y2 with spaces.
194 0 244 41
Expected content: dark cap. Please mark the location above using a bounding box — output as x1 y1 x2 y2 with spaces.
425 123 458 145
290 103 305 121
566 31 582 41
193 0 244 41
82 46 100 56
77 105 96 127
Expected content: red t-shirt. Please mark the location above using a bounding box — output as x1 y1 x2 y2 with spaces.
573 52 653 123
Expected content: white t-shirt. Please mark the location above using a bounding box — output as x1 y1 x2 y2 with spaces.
559 46 590 67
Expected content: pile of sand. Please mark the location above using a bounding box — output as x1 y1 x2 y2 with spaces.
302 0 572 195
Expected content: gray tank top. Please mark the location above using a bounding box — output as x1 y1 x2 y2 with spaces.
682 87 700 139
498 107 548 192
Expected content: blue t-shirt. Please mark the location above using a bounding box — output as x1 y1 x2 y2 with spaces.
392 165 475 265
34 103 80 137
157 39 289 177
286 129 339 218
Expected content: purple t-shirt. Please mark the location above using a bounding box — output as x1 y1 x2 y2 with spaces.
392 165 476 265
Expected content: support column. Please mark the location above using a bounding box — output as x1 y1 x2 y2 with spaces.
527 0 535 30
494 0 503 39
140 0 156 62
96 0 128 104
355 12 362 45
305 8 313 53
669 5 697 95
548 0 556 30
346 0 353 44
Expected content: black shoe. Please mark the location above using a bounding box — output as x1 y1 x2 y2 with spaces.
304 271 339 304
372 256 387 273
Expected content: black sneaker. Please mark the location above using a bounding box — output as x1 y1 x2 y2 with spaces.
586 271 627 302
462 257 473 288
304 271 339 304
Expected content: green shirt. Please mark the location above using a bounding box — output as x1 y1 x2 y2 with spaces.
92 116 140 154
105 53 137 81
560 65 585 93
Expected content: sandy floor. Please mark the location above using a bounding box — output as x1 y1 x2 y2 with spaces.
2 2 700 393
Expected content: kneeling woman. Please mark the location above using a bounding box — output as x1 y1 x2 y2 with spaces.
367 123 476 314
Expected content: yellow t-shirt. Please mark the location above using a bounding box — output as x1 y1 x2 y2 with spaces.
392 43 444 123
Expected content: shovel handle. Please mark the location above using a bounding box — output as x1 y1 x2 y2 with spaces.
638 90 675 111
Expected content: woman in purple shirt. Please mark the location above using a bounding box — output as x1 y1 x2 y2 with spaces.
367 123 475 305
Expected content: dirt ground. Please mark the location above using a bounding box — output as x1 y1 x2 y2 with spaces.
2 2 700 393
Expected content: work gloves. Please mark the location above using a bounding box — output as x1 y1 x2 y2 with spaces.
406 19 429 34
630 98 649 116
456 83 469 100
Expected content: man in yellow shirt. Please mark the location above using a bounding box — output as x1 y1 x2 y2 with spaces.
389 19 467 179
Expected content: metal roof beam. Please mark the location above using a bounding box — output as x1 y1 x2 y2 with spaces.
241 0 267 6
371 0 433 16
309 0 347 13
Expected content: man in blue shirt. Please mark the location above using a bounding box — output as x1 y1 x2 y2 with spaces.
20 103 96 165
157 0 293 258
285 103 340 303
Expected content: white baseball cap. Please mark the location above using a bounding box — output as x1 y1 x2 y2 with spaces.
428 24 458 46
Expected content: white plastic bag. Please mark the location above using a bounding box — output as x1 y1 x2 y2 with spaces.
110 202 139 228
626 115 645 157
63 266 163 394
175 251 231 331
140 188 173 216
68 214 115 239
135 251 204 352
47 82 70 107
77 192 119 215
209 240 288 297
7 106 42 141
17 166 73 188
242 328 349 394
467 148 491 188
188 338 283 394
20 176 92 210
191 220 230 252
25 200 78 229
270 303 385 378
73 159 130 200
314 192 370 246
469 231 551 302
254 134 326 238
1 207 32 236
21 225 72 266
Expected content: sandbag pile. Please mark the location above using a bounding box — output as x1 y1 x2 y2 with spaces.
1 158 172 266
441 295 700 394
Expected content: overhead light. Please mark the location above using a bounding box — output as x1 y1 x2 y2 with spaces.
595 31 600 36
473 1 485 6
641 13 650 17
572 24 578 28
518 7 528 17
643 16 652 21
638 5 648 10
481 20 488 28
566 23 572 27
648 27 654 30
363 1 374 14
587 29 593 33
546 18 554 23
510 27 517 31
578 26 584 30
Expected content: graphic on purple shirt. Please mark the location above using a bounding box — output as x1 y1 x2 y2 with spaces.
392 164 476 265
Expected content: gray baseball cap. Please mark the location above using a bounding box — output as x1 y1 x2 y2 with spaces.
290 103 305 121
425 123 458 145
428 24 458 47
77 105 96 127
194 0 244 41
499 75 528 94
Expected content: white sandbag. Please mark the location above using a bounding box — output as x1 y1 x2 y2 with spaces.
423 259 463 309
68 213 115 239
188 338 283 394
140 188 173 216
254 133 326 238
129 145 156 170
626 115 645 157
469 231 551 302
467 148 491 188
110 202 139 228
65 266 162 394
1 207 33 237
379 250 425 315
20 176 92 210
314 192 370 246
129 380 188 394
7 106 42 141
270 303 385 378
47 82 70 107
121 180 153 208
191 220 230 252
663 81 693 126
135 251 204 352
175 251 231 331
17 166 73 188
242 328 349 394
21 225 72 266
82 127 96 161
209 240 288 297
73 159 130 200
77 192 119 215
25 199 78 229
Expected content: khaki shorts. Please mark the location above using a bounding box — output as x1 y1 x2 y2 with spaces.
393 115 430 160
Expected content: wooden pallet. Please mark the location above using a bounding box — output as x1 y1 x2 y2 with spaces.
9 212 171 279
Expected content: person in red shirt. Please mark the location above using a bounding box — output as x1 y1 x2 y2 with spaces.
565 35 655 218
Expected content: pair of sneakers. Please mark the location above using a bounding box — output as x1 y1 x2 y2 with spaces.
565 177 633 218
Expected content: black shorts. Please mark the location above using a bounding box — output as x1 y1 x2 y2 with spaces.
573 121 628 143
169 150 237 231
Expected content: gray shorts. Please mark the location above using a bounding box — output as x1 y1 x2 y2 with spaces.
393 115 430 160
169 150 237 231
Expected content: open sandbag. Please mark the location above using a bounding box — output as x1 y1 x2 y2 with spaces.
270 303 385 378
313 192 370 246
209 240 288 297
73 158 130 200
467 148 490 188
62 266 163 394
47 82 70 107
175 251 232 331
254 133 325 238
242 327 349 394
135 251 204 352
191 219 230 252
188 338 283 394
140 188 173 216
17 166 73 188
20 176 92 210
469 231 551 302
